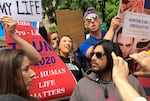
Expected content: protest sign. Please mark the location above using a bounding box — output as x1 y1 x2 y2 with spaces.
123 11 150 39
5 21 77 101
115 0 150 99
0 0 42 21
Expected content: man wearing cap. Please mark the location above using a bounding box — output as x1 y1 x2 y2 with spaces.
78 7 121 72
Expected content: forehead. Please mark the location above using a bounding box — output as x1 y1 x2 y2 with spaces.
94 45 104 52
60 36 72 41
117 34 133 43
51 33 58 36
85 13 98 19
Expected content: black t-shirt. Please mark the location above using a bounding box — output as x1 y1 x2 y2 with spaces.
59 55 83 81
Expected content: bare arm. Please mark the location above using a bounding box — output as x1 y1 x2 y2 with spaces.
111 52 147 101
0 16 41 64
104 16 120 40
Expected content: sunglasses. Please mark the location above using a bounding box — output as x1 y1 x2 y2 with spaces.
90 52 105 58
136 40 150 48
85 15 99 23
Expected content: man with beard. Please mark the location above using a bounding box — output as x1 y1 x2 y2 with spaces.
77 7 120 73
70 40 146 101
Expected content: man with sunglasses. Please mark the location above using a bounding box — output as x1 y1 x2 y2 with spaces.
70 40 146 101
77 7 120 73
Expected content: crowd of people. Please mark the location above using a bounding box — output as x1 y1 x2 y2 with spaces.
0 6 150 101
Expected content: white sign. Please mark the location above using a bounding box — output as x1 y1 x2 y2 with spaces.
123 11 150 39
0 0 42 22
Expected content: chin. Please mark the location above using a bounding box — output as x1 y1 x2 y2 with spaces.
92 67 100 73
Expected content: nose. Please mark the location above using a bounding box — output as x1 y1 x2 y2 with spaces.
91 53 96 60
91 18 95 22
29 68 36 78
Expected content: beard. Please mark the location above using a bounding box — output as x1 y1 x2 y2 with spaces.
92 65 111 74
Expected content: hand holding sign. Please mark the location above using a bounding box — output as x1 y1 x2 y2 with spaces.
0 16 16 34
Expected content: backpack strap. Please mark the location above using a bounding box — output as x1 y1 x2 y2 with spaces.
87 37 95 45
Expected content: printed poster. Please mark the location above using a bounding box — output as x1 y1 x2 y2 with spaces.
4 21 76 101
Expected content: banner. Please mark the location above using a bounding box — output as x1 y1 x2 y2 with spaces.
0 0 42 21
4 21 76 101
115 1 150 99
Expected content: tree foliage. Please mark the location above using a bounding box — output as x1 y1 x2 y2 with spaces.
42 0 120 30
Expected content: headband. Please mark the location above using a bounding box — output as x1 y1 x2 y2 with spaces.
83 10 98 19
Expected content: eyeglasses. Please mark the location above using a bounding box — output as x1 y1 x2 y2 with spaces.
136 40 150 48
85 15 99 23
90 52 105 58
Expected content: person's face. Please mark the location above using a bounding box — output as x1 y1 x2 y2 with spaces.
21 56 36 90
84 13 101 32
117 34 134 58
50 33 59 49
91 45 107 73
58 36 72 57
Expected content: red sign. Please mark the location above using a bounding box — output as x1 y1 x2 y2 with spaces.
5 21 76 101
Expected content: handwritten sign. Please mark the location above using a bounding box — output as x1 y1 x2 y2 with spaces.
0 0 42 21
123 11 150 39
5 21 76 101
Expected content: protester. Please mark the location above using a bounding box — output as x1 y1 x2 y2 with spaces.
78 7 120 72
58 35 83 82
58 35 83 100
70 39 146 101
47 30 59 53
111 50 150 101
0 16 41 101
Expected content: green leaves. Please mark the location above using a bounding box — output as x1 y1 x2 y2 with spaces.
42 0 120 31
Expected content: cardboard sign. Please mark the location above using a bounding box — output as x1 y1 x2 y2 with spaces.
123 11 150 39
0 0 42 21
5 21 76 101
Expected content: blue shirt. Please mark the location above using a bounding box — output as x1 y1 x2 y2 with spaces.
77 33 105 67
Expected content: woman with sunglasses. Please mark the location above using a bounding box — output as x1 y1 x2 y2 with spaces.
0 16 41 101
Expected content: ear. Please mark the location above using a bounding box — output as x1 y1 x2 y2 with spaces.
98 18 101 25
84 22 88 29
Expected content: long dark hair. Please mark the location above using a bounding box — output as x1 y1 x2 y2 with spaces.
0 49 32 100
94 39 123 72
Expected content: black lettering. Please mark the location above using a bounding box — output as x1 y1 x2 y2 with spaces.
35 1 40 14
22 1 31 15
29 1 34 15
0 3 11 15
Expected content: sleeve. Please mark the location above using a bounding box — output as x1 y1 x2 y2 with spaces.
70 85 81 101
128 75 147 98
79 40 92 57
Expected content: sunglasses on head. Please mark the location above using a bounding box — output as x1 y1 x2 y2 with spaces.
90 52 105 58
85 15 99 23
